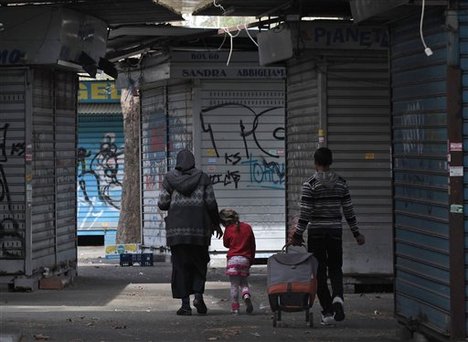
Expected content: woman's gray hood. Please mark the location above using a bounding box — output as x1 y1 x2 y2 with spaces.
164 150 203 195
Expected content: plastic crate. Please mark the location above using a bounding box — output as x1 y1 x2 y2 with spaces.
119 253 154 267
119 253 133 266
139 253 154 266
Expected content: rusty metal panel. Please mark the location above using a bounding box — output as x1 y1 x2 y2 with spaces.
326 52 392 275
391 9 451 337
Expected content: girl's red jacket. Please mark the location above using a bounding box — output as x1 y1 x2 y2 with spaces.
223 222 256 264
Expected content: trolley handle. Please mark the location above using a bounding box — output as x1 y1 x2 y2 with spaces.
281 244 307 253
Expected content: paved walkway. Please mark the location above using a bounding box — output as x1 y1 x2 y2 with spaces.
0 247 401 342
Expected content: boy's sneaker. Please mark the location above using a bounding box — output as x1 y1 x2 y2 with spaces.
320 313 335 326
332 297 345 321
243 294 254 314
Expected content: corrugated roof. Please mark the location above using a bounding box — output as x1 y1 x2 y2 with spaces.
78 103 122 115
0 0 183 26
193 0 352 18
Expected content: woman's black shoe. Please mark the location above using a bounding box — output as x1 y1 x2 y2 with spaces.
176 307 192 316
193 298 208 314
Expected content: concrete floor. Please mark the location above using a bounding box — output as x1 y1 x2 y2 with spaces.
0 247 403 342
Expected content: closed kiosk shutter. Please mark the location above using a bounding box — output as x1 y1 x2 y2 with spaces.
141 86 167 247
31 69 56 268
77 109 124 232
286 53 320 226
326 53 392 275
31 69 77 271
54 70 77 263
199 80 286 256
0 69 27 274
167 80 193 168
392 10 450 335
0 68 77 278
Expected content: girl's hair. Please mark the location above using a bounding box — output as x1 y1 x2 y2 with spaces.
219 209 240 230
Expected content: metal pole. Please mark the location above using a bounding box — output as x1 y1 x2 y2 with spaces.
446 4 465 339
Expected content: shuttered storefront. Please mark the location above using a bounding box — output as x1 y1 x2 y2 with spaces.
141 86 167 247
286 53 320 227
141 81 193 248
326 53 392 274
31 69 77 272
199 80 286 256
51 70 77 265
167 80 193 169
392 9 451 336
0 69 28 275
0 67 77 280
286 50 392 275
77 109 124 233
137 51 286 256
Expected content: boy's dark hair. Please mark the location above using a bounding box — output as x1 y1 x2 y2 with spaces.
314 147 333 166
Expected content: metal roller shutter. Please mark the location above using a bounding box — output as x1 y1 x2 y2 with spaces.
140 86 167 247
140 81 193 248
392 9 450 335
54 70 77 263
31 68 77 271
0 69 27 274
77 111 124 232
326 52 392 275
199 80 286 257
31 69 57 268
286 53 320 228
167 80 193 168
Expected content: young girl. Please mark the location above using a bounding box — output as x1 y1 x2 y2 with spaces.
220 209 256 315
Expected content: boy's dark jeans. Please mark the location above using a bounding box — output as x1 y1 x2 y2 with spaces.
308 232 343 314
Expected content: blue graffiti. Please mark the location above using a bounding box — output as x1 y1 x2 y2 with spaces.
0 49 24 64
242 157 285 189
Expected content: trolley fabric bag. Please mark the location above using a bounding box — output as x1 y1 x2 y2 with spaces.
267 248 318 327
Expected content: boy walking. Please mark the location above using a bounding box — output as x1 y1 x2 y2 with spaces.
288 147 365 325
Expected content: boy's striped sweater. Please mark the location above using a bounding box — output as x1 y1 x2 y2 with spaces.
294 170 360 238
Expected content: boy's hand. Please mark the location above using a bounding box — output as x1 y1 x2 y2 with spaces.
289 235 304 246
212 225 223 239
287 228 303 246
355 233 365 245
